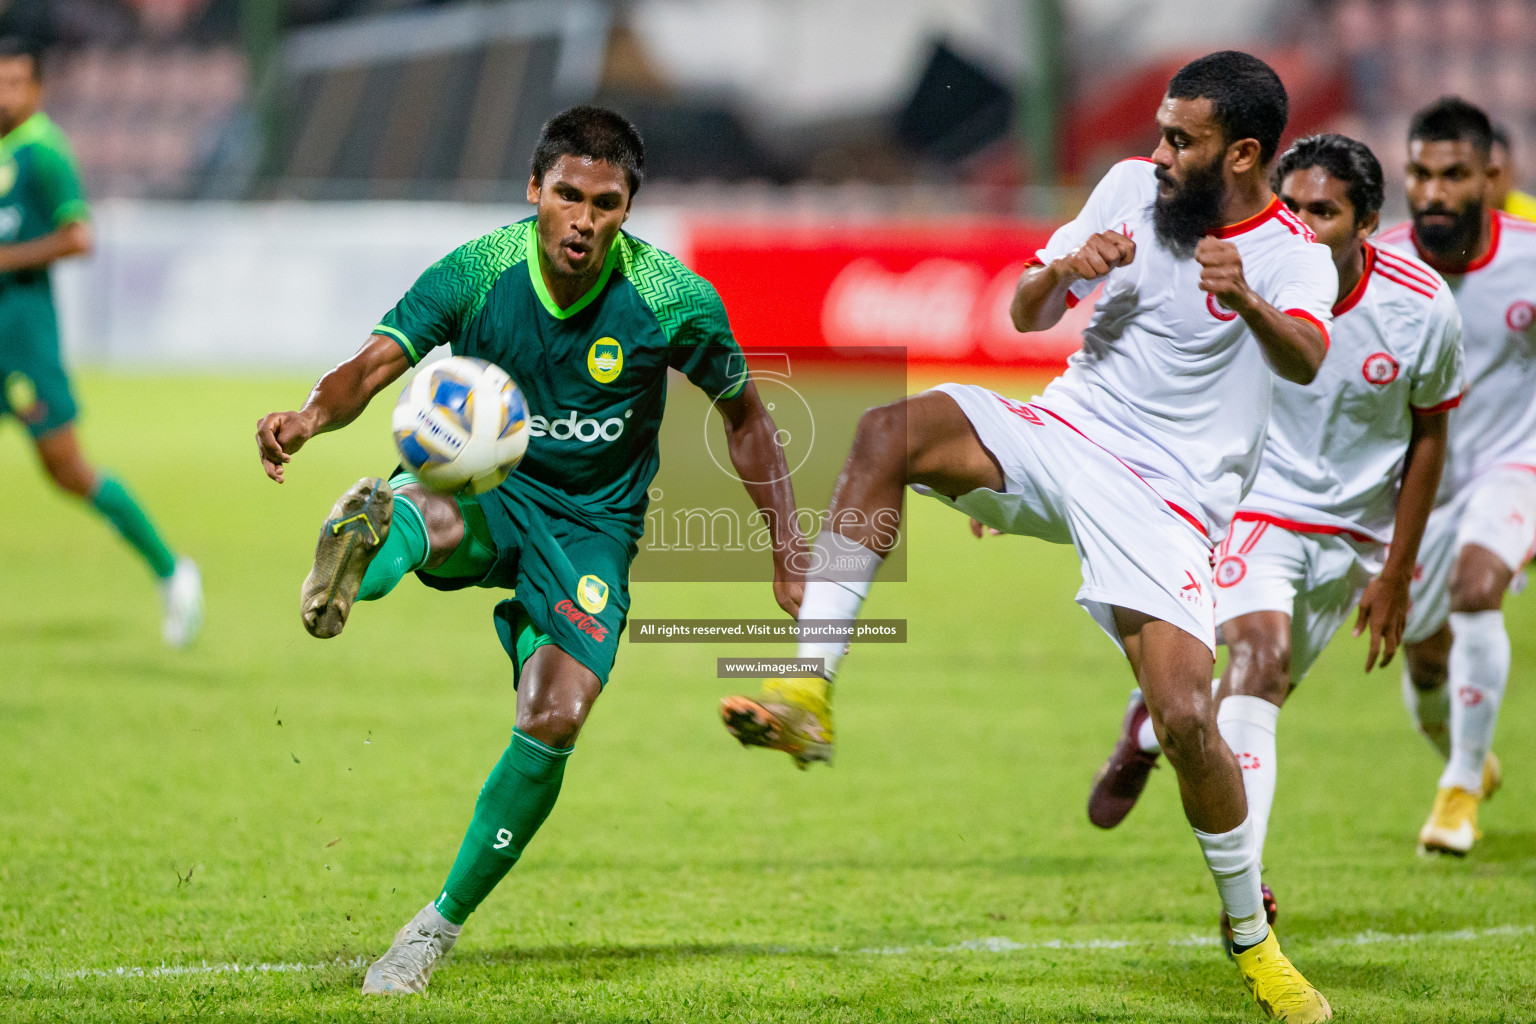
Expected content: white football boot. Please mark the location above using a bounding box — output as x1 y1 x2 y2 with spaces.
159 558 203 648
361 902 461 995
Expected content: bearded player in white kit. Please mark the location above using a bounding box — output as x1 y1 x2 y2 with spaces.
1380 97 1536 857
720 52 1336 1021
1084 134 1464 936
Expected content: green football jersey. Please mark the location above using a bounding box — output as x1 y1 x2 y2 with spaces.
0 113 89 289
376 218 746 539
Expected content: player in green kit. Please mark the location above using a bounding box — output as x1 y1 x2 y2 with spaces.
0 38 201 646
255 107 805 995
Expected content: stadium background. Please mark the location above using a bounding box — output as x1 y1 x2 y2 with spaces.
3 1 1534 1020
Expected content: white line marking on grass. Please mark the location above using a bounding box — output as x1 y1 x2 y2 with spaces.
33 956 369 982
857 923 1534 956
25 924 1533 984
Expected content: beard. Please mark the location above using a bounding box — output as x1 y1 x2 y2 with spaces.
1152 158 1227 257
1411 200 1485 263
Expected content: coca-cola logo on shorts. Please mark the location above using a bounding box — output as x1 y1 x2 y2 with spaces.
1215 556 1246 587
1361 351 1401 385
1507 300 1536 332
1206 293 1239 321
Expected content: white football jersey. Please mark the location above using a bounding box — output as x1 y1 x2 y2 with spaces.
1379 212 1536 499
1033 159 1338 539
1240 242 1464 543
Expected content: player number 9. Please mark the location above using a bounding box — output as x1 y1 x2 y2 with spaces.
493 828 512 850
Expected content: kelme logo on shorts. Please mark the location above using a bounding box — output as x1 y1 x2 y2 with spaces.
588 338 623 384
576 574 609 614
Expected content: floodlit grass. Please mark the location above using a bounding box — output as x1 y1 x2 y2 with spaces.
0 371 1531 1022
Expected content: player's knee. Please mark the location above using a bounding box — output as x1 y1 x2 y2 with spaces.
518 705 585 748
395 482 465 558
1449 576 1504 613
41 450 94 497
1227 639 1290 705
851 403 908 474
1154 699 1218 766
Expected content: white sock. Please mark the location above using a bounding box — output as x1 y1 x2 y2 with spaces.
1440 611 1510 794
1193 815 1266 946
1402 666 1452 760
1134 679 1219 755
1217 696 1280 863
795 531 883 677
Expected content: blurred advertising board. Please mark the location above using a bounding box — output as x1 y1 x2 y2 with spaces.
687 222 1091 368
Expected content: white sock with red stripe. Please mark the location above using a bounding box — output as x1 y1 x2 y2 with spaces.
1441 611 1510 794
1217 696 1280 862
795 531 883 678
1401 666 1452 760
1193 815 1266 946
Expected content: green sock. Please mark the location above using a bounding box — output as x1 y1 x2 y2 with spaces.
434 729 572 925
90 474 176 579
356 492 429 601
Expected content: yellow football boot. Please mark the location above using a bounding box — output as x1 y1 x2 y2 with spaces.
1233 930 1332 1022
1418 786 1481 856
1482 752 1502 802
720 676 834 769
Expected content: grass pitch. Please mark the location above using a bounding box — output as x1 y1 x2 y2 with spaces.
0 371 1532 1023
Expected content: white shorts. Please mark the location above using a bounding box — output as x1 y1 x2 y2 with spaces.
1213 515 1383 682
918 383 1217 654
1405 465 1536 643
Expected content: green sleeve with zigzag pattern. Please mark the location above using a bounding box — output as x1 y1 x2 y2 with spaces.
374 223 529 364
623 236 746 401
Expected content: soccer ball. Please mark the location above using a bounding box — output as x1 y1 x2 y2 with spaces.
392 356 530 494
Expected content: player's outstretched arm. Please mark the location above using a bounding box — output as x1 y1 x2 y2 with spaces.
1353 407 1448 670
1011 230 1134 333
1194 237 1327 384
256 334 411 483
715 379 808 617
0 220 92 273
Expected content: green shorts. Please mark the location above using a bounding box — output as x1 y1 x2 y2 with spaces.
412 478 636 687
0 283 75 438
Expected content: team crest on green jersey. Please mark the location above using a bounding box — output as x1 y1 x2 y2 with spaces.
587 338 623 384
576 574 609 614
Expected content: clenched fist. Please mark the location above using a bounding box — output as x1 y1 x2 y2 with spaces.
1055 230 1136 283
1194 237 1255 315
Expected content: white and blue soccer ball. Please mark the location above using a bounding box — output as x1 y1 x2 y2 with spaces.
392 356 530 495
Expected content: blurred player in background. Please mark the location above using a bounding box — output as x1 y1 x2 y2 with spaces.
1085 134 1462 935
721 52 1336 1022
256 107 804 996
1381 98 1536 856
0 38 201 646
1489 124 1536 221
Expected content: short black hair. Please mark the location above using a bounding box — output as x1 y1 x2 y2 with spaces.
1408 96 1492 160
530 106 645 196
1491 122 1511 152
1167 50 1288 165
1272 133 1385 221
0 37 42 81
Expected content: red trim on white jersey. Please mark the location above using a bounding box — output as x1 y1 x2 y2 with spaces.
1209 195 1288 239
1332 245 1375 316
1285 308 1330 350
1027 402 1211 542
1231 510 1378 545
1372 247 1440 290
1413 394 1463 415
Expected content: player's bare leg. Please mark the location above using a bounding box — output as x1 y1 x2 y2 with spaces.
1413 544 1511 855
36 424 202 646
1121 608 1328 1020
721 391 1001 766
365 646 601 994
301 479 464 638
